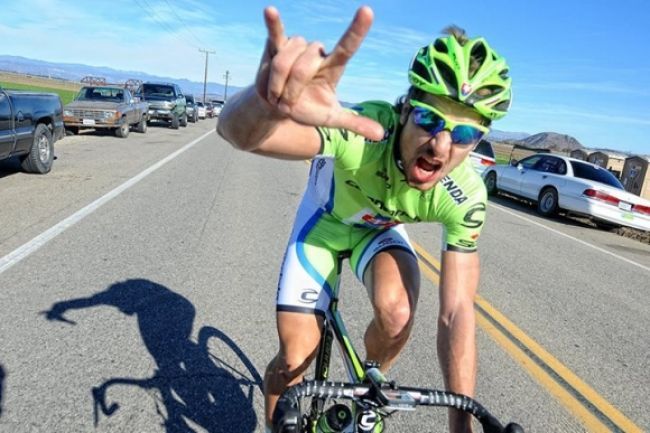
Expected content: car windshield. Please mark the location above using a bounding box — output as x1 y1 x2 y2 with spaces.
570 161 624 189
472 140 495 158
141 84 175 100
77 87 124 102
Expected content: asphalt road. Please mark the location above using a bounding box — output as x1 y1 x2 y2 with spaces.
0 119 647 433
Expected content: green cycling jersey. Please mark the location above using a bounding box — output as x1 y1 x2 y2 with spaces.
313 100 487 252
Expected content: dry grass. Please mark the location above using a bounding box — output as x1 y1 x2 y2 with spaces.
0 71 81 92
1 71 82 104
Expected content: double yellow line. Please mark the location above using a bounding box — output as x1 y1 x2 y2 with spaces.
412 240 642 433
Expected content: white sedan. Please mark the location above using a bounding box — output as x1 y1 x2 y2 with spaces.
484 153 650 231
196 102 207 119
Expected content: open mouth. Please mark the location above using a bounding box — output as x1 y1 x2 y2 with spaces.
416 157 442 172
411 157 443 185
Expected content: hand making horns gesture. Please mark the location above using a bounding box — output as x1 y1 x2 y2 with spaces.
255 6 385 141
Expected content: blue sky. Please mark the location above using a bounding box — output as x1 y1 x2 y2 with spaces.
1 0 649 154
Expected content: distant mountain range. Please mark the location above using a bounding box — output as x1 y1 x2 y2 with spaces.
0 55 242 100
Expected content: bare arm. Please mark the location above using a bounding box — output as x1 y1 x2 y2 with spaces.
216 6 384 160
437 250 480 433
217 85 321 160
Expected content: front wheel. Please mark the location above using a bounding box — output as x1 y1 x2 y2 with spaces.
21 124 54 174
115 121 130 138
180 113 188 127
485 171 498 195
134 115 147 133
537 187 558 217
170 115 180 129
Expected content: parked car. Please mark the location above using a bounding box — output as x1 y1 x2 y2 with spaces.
205 103 214 118
0 87 64 173
185 95 198 123
63 85 149 138
469 139 496 178
196 102 206 119
138 82 187 129
211 100 224 116
484 153 650 231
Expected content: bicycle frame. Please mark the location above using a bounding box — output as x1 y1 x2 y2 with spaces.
275 255 525 433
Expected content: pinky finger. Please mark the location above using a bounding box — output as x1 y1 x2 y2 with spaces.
331 110 385 142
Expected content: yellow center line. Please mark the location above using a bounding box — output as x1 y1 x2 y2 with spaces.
411 240 642 433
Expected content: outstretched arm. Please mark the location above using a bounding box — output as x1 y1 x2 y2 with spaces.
217 6 384 159
437 250 480 433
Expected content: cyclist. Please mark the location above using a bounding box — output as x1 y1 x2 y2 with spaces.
217 6 511 433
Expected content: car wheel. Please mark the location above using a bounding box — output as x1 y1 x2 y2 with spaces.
115 121 130 138
21 123 54 174
135 115 148 133
170 115 180 129
485 171 498 195
180 113 188 127
537 187 559 217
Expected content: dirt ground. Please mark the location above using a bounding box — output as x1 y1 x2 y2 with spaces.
614 226 650 244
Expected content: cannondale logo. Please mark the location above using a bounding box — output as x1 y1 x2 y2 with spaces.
358 411 378 431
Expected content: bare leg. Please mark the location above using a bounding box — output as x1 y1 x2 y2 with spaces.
264 311 323 427
363 249 420 372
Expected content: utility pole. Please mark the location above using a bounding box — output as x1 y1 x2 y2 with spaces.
223 70 230 100
199 48 215 103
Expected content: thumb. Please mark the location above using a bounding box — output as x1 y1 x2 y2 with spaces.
331 110 385 142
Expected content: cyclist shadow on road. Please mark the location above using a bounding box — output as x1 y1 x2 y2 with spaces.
42 278 263 433
0 364 5 418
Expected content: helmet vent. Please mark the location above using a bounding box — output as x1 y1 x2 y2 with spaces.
475 85 502 99
412 60 435 84
434 39 448 54
469 43 487 78
435 59 458 96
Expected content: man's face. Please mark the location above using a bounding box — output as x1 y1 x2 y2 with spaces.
398 94 487 191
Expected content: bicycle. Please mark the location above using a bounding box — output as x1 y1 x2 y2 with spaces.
272 254 525 433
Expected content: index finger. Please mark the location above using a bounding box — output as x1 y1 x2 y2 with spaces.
264 6 287 54
323 6 374 68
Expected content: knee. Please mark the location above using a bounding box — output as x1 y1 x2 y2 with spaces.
273 348 318 382
374 293 414 339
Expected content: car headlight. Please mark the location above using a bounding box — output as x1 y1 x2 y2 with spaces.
102 110 117 119
63 109 73 116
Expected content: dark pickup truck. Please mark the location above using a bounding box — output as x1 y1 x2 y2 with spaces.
63 85 149 138
0 87 64 174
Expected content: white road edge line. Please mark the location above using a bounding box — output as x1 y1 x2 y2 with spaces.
489 201 650 273
0 129 215 276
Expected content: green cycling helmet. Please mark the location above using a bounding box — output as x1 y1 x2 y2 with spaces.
408 33 512 120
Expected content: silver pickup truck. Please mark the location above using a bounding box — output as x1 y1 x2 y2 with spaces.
63 85 149 138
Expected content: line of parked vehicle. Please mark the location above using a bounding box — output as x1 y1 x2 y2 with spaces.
0 81 224 175
63 81 223 138
3 81 648 234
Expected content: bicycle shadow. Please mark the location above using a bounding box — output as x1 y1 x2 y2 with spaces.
0 364 5 417
42 279 262 433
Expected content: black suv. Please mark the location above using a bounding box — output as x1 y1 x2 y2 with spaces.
185 94 198 123
139 82 187 129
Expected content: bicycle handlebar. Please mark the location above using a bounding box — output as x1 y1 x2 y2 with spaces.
272 380 525 433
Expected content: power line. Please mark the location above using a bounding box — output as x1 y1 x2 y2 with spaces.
134 0 199 49
161 0 205 47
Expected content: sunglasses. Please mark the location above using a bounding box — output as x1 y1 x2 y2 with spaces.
410 99 489 145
